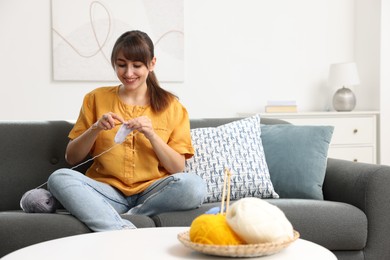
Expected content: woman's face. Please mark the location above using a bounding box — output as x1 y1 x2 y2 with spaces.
114 51 155 92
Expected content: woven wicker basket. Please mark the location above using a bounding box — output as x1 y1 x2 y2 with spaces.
177 230 300 258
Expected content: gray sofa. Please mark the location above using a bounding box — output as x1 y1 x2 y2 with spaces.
1 118 390 259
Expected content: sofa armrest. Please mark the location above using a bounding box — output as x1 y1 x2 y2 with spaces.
323 158 390 259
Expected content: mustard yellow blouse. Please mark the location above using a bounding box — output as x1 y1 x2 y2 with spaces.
69 86 194 196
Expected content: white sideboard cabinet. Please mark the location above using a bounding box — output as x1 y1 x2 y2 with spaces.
246 111 379 164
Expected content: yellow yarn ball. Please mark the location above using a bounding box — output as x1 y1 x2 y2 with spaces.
189 214 244 245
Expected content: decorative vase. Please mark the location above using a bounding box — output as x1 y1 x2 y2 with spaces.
332 87 356 112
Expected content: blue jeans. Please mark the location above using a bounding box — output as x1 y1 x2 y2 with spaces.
47 168 206 231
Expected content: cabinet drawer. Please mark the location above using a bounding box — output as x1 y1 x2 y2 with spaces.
328 146 374 164
258 111 379 164
285 117 375 145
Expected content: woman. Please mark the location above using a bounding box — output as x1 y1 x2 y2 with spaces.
48 30 206 231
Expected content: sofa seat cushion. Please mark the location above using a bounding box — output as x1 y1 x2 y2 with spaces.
267 199 367 251
0 211 156 257
152 199 367 251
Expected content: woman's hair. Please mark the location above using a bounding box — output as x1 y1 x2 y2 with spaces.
111 30 176 112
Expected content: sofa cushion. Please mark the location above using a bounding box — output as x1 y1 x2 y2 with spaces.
185 115 279 203
267 199 367 251
261 124 334 200
0 121 74 211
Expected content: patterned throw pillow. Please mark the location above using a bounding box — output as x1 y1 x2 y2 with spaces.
185 115 279 203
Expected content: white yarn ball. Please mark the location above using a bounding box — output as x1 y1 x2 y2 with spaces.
226 198 294 244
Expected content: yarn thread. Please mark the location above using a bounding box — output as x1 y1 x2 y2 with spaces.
226 197 294 244
20 143 120 213
20 188 59 213
190 214 244 245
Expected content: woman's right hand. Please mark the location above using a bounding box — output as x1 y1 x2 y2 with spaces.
92 112 125 131
66 112 124 165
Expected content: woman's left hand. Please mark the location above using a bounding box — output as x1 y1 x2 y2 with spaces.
126 116 185 173
126 116 155 139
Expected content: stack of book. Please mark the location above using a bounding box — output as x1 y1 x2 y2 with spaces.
265 100 298 113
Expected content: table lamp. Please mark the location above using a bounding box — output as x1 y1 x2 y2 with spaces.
328 62 360 112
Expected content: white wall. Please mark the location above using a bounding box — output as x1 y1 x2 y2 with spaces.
0 0 365 121
355 0 381 111
380 0 390 165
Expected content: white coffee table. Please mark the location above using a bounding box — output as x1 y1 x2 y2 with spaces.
2 227 337 260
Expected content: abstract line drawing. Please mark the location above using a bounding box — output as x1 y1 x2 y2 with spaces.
51 0 184 82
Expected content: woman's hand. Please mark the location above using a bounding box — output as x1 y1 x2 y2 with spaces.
65 112 124 165
93 112 125 131
126 116 185 173
125 116 155 139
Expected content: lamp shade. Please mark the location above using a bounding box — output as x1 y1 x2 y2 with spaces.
328 62 360 88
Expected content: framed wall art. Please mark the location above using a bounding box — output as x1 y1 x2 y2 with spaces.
51 0 184 82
